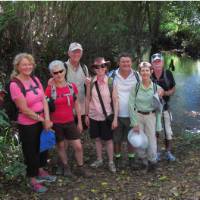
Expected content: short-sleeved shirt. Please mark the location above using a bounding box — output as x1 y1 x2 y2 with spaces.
113 69 139 117
10 77 44 125
89 76 112 121
151 69 175 109
65 60 88 115
45 83 78 124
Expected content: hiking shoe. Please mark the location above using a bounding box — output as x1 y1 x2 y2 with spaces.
75 165 93 178
30 182 48 193
56 165 64 175
90 160 103 168
115 157 123 169
166 151 176 161
128 157 135 168
156 152 161 162
147 161 157 172
108 162 116 173
37 171 57 183
63 165 73 178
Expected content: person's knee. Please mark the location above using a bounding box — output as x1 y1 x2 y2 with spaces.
106 139 113 145
57 141 65 150
74 142 83 153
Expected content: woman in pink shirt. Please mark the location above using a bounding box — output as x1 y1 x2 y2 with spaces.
10 53 55 193
85 57 118 173
45 60 92 178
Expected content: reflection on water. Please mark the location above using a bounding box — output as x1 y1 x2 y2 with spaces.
164 52 200 134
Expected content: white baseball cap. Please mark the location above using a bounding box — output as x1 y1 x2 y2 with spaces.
68 42 83 52
151 53 163 63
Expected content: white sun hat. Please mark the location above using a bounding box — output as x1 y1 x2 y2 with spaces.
128 129 148 149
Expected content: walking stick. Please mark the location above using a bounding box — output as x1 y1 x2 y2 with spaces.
162 111 168 148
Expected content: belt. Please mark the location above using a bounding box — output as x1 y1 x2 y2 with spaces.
137 110 155 115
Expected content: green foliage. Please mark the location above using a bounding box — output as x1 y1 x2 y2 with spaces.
0 110 10 127
0 1 199 76
0 126 26 180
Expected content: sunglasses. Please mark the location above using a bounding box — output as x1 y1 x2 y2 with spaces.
94 64 106 69
53 69 64 75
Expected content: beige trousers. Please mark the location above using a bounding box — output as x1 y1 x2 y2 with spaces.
136 112 157 163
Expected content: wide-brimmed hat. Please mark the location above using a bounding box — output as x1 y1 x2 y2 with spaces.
91 57 111 68
151 53 163 63
68 42 83 52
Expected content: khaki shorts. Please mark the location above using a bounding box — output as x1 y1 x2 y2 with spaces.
113 117 131 143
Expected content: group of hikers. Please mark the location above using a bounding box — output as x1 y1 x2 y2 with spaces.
2 42 176 193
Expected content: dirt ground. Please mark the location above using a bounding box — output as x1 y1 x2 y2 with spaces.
1 134 200 200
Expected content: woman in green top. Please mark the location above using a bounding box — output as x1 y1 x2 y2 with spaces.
128 61 163 172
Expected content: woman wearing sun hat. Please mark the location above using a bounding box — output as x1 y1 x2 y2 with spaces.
85 57 119 173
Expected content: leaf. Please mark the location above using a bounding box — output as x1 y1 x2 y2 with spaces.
159 176 168 181
101 182 108 186
91 189 97 193
137 192 142 197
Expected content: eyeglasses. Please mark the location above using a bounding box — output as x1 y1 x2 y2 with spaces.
53 69 64 75
94 64 106 69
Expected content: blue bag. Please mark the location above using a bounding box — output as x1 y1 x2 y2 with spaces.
40 129 56 152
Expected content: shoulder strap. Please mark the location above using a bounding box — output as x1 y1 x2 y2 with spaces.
163 70 170 89
31 76 39 88
134 71 140 83
108 70 116 94
94 81 108 118
80 63 88 77
135 82 140 98
153 82 157 94
67 82 77 101
51 85 57 100
11 78 26 96
67 82 74 94
90 77 95 98
64 62 68 79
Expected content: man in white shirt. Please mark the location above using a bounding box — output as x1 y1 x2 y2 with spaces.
112 53 140 169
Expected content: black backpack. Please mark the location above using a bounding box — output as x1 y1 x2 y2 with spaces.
4 76 39 122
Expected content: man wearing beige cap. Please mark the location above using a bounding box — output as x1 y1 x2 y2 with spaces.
65 42 90 130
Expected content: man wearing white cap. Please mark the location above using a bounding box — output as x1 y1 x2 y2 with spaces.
65 42 90 130
151 53 176 161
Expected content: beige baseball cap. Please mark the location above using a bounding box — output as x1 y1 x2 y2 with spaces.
68 42 83 52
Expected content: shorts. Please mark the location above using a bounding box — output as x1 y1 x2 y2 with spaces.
113 117 131 143
74 115 87 130
89 118 113 141
53 121 80 143
162 110 173 140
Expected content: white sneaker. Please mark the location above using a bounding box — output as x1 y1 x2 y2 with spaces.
90 160 103 168
108 162 116 173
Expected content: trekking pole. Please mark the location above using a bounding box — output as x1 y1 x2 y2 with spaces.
162 111 168 149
